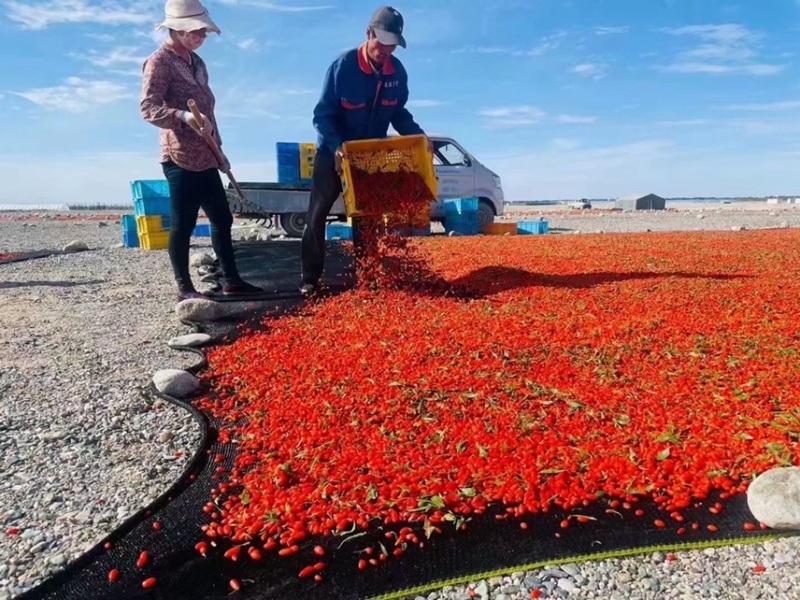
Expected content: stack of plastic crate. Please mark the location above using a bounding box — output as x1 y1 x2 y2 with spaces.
121 214 139 248
130 180 171 250
276 142 316 185
444 198 480 235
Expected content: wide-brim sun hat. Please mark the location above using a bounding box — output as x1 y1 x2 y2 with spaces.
156 0 221 35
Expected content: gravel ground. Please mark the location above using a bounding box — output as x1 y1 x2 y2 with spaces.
1 208 799 600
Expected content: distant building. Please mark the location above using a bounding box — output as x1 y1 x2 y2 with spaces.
615 193 666 211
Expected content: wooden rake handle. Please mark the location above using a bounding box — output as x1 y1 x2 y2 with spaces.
187 99 245 200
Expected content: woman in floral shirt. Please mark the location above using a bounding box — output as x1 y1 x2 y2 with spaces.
141 0 261 301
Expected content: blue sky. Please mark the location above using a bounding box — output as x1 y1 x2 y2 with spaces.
2 0 800 205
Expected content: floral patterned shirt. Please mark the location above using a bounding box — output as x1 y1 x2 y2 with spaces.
140 44 222 172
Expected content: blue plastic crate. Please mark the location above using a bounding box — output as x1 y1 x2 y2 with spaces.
276 142 300 154
278 164 301 184
326 222 353 240
130 179 170 201
133 197 171 217
518 220 549 235
121 214 137 233
444 210 479 235
444 197 480 214
193 223 211 237
122 231 139 248
412 225 431 236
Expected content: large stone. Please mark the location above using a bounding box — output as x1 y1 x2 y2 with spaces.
62 240 89 252
175 298 225 322
747 467 800 530
189 252 216 268
167 333 212 348
152 369 199 398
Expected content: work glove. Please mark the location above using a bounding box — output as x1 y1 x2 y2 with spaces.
181 110 214 137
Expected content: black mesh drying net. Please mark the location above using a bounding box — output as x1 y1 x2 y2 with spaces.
17 240 788 600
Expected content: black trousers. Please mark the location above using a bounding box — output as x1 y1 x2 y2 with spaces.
301 148 343 285
301 149 377 284
162 161 240 291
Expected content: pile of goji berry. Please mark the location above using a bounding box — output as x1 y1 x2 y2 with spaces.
193 229 800 584
348 168 436 290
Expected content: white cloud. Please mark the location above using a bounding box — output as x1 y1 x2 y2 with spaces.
407 100 446 108
453 31 566 58
595 26 629 35
11 77 132 112
87 33 115 42
134 29 167 46
216 0 332 10
479 106 547 128
655 119 710 126
664 62 781 75
518 30 567 57
660 24 782 76
572 63 607 79
554 114 597 124
725 100 800 111
215 86 316 119
479 107 596 128
452 46 514 54
71 46 147 68
549 138 582 150
4 0 152 29
237 38 258 51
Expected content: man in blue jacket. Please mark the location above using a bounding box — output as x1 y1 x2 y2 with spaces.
300 5 431 296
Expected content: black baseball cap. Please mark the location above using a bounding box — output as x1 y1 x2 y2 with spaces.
369 6 406 48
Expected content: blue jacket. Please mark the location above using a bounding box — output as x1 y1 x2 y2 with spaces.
313 44 424 154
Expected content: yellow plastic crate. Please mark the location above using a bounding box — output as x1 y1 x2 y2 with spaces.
136 215 167 235
300 143 316 179
138 230 170 250
340 134 436 218
481 223 517 236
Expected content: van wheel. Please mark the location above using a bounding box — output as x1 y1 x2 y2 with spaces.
478 200 495 228
281 213 307 238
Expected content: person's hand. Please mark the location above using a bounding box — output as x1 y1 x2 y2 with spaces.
334 146 345 175
218 152 231 173
181 110 214 137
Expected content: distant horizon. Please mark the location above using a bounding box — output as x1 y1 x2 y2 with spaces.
0 195 792 212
